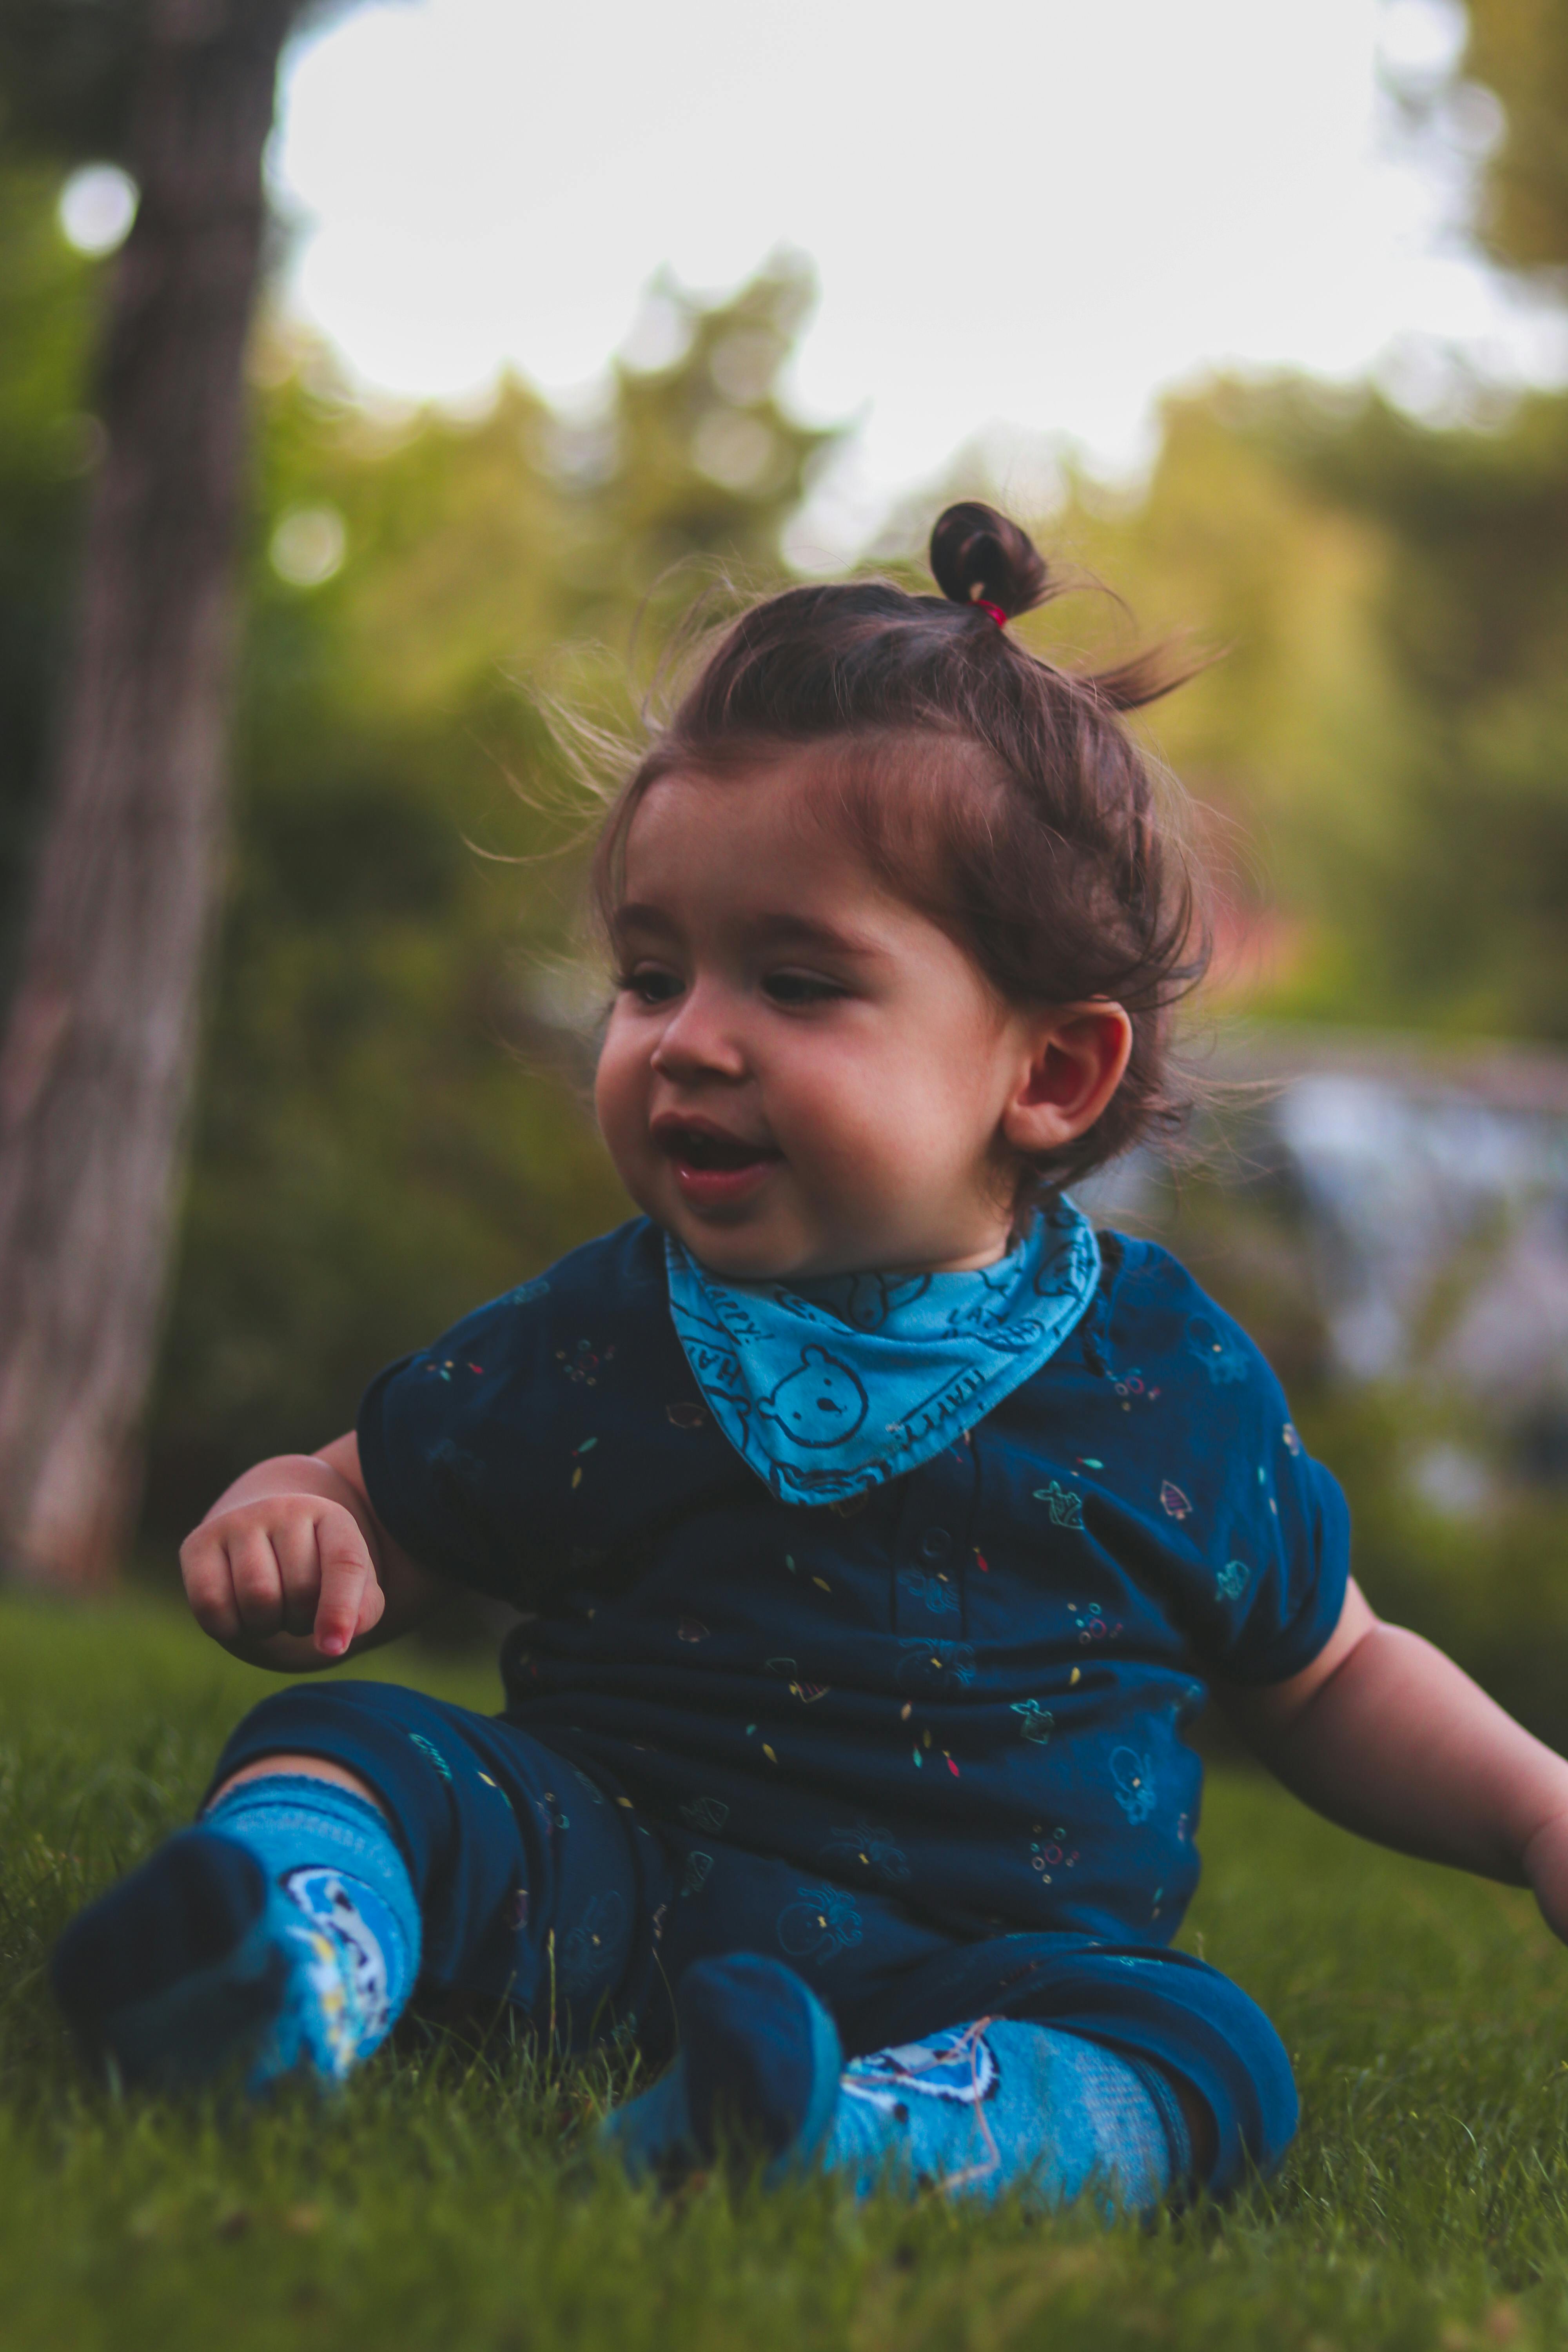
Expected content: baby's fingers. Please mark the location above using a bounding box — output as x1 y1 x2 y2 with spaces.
312 1507 383 1660
225 1524 290 1636
265 1510 325 1636
180 1526 248 1642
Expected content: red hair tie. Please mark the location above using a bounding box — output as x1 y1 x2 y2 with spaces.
973 598 1008 630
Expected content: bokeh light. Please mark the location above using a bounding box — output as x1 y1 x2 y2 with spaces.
269 506 347 587
57 165 137 258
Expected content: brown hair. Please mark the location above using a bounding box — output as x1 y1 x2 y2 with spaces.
591 501 1209 1199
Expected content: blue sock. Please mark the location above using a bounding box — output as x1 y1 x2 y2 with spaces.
51 1775 421 2093
602 1955 1191 2213
827 2020 1192 2211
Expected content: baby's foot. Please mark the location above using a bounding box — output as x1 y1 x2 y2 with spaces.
601 1955 1193 2213
601 1952 843 2183
52 1805 413 2092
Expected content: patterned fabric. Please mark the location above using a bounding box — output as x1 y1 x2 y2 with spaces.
209 1680 1296 2193
357 1216 1350 1963
600 1950 1189 2212
663 1200 1101 1504
828 2018 1189 2208
205 1777 419 2083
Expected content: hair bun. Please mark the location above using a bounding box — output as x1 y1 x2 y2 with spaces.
929 501 1049 621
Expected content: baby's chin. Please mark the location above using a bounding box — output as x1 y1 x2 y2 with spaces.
666 1225 827 1286
664 1218 958 1291
652 1203 857 1288
637 1169 1004 1285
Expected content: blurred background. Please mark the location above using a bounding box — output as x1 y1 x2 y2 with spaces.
5 0 1568 1735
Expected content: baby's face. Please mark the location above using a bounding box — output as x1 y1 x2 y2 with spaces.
594 755 1037 1283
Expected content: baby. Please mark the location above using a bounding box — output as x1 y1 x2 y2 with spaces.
53 503 1568 2211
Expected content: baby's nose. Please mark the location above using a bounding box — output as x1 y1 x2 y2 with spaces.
648 983 749 1081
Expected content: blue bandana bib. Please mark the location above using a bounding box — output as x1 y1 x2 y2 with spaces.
664 1201 1102 1506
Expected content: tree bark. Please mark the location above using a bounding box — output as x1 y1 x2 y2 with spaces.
0 0 301 1588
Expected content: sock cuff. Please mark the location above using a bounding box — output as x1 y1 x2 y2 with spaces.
206 1771 390 1840
205 1773 421 1973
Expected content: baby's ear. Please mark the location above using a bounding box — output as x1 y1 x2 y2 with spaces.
1003 1004 1132 1156
801 1343 831 1367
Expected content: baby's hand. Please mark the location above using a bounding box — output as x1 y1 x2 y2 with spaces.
180 1490 386 1662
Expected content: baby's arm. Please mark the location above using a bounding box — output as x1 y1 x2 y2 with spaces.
1221 1583 1568 1943
179 1433 444 1671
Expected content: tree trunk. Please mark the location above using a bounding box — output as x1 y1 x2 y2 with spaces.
0 0 300 1589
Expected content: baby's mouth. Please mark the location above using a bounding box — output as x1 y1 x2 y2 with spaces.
652 1120 782 1209
654 1121 780 1173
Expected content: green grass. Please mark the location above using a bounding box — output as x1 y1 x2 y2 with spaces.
5 1595 1568 2351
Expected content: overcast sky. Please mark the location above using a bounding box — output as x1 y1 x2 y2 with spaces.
272 0 1566 555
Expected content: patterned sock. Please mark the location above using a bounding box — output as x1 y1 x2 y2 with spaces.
51 1775 420 2093
826 2020 1192 2212
601 1955 1191 2214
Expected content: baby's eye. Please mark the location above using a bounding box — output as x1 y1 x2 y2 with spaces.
763 970 848 1008
618 965 683 1007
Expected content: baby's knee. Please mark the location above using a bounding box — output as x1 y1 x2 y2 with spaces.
205 1677 431 1817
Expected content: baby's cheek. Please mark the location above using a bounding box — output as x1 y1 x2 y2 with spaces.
593 1036 649 1172
789 1078 895 1181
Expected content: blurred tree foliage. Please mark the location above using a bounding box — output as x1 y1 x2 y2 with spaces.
1461 0 1568 274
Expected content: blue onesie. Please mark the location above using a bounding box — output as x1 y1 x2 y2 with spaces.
207 1214 1348 2194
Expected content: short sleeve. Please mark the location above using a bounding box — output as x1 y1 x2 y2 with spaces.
1201 1428 1351 1686
1178 1321 1352 1686
1099 1241 1352 1688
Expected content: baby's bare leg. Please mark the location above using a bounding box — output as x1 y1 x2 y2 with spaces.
208 1751 387 1813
